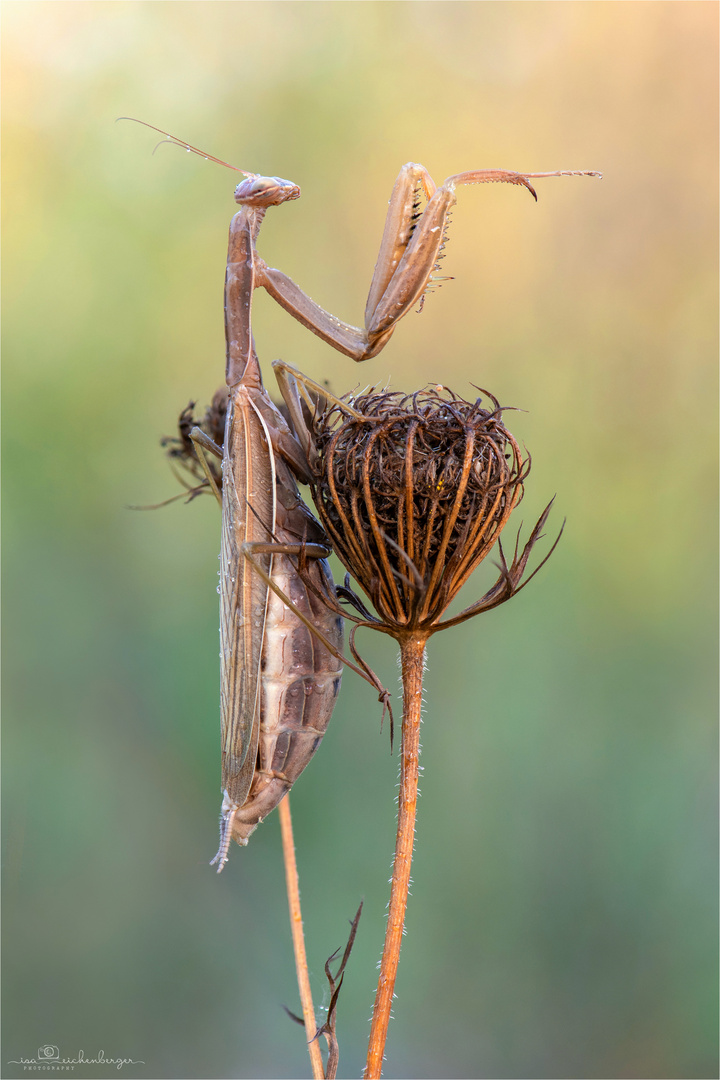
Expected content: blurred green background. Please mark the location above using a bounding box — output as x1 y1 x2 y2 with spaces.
3 3 717 1078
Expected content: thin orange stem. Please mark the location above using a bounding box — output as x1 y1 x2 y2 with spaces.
365 634 426 1078
278 794 325 1080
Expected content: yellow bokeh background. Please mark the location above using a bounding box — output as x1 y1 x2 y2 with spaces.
3 4 717 1078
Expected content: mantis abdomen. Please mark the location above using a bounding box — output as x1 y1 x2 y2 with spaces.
231 545 343 845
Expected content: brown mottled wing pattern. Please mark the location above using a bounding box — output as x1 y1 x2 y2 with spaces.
220 386 276 806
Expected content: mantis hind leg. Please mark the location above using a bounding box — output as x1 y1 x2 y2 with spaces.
242 540 393 719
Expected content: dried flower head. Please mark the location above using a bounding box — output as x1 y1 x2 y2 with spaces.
161 388 228 499
309 384 559 641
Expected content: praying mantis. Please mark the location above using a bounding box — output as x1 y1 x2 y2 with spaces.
129 122 600 870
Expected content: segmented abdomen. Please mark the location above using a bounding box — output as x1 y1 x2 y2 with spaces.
230 551 343 844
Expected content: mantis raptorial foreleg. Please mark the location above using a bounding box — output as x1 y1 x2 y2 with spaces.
125 120 600 369
257 162 601 361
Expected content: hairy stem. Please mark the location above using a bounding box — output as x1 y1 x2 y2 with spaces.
278 794 325 1080
365 634 426 1079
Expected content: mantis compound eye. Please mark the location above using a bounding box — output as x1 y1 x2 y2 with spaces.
234 176 301 207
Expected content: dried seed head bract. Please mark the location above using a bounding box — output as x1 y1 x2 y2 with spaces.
161 388 228 499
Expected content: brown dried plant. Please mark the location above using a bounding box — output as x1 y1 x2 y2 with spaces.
161 390 227 499
302 382 560 1077
309 383 559 641
163 380 559 1078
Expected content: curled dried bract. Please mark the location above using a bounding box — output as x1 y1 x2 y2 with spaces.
161 389 228 498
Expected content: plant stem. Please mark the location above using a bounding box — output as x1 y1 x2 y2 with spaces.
278 793 325 1080
365 634 427 1079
